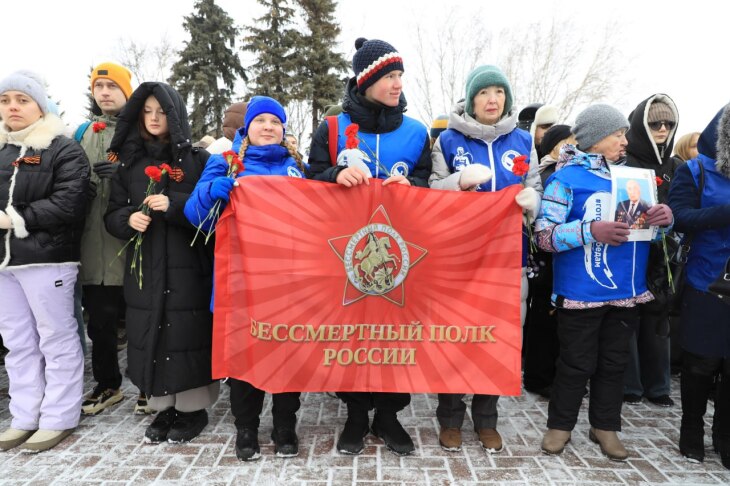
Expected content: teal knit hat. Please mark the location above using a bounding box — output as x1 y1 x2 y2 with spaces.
464 65 513 120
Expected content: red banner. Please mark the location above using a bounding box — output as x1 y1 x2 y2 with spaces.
212 177 523 395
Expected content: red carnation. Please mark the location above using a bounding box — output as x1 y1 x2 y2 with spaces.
345 123 359 138
159 163 173 174
512 155 529 177
144 166 162 183
655 176 663 187
92 122 107 133
345 135 359 150
222 150 244 174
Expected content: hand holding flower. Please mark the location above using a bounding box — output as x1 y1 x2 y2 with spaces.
129 211 151 233
515 186 541 223
209 176 236 202
144 194 170 212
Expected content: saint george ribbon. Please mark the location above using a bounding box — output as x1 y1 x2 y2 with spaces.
212 176 523 395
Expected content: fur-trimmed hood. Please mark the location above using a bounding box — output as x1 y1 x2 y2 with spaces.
626 94 678 166
0 114 66 153
448 100 519 143
713 103 730 178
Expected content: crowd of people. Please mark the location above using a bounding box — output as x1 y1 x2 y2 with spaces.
0 36 727 471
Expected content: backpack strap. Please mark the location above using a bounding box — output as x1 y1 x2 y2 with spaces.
73 121 92 143
326 116 338 166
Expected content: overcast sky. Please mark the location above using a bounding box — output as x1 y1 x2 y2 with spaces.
5 0 728 138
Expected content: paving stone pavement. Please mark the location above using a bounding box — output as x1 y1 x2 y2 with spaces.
1 347 729 486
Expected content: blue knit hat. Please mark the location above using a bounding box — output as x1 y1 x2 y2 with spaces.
243 96 287 138
0 70 49 114
352 38 404 95
464 65 513 120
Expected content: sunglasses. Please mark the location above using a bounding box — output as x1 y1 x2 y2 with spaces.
648 120 676 131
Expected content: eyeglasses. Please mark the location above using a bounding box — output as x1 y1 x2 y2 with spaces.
648 120 676 131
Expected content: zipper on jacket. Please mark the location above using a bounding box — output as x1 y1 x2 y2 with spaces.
487 142 496 192
376 134 380 179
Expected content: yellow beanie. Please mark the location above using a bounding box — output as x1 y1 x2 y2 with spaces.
91 62 133 100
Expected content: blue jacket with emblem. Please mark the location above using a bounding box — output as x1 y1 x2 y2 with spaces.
535 146 658 304
307 77 431 186
429 101 542 193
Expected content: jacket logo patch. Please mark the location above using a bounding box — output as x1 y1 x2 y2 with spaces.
287 166 303 178
54 280 63 287
390 161 410 177
452 147 473 171
501 150 522 172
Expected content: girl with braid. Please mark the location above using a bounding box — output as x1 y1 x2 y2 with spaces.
184 95 305 462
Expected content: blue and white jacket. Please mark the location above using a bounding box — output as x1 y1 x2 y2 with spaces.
429 102 541 193
184 127 305 232
535 145 668 305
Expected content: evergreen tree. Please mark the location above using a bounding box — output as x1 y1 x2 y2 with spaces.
241 0 302 106
169 0 246 139
295 0 349 133
85 67 100 119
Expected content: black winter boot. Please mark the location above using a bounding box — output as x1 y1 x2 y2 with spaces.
337 406 369 455
144 408 177 443
167 409 208 443
235 428 260 461
679 371 714 463
371 410 414 456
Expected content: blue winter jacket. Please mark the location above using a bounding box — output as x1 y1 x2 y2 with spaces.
184 128 305 311
669 106 730 292
184 127 305 232
536 145 664 304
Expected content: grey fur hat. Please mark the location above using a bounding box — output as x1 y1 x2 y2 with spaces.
0 70 48 114
572 104 629 151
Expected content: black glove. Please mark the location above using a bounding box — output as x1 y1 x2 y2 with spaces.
93 160 118 179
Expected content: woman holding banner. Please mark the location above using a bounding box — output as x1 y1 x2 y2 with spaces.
308 37 431 456
428 65 542 454
184 95 306 462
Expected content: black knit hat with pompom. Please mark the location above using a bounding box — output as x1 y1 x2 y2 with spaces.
352 37 404 94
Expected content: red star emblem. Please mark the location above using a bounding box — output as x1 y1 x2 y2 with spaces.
328 205 427 306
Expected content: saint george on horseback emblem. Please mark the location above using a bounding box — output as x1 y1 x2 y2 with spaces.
344 224 409 295
328 205 427 306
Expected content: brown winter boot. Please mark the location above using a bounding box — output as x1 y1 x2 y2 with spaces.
541 428 571 455
589 427 628 461
438 427 462 451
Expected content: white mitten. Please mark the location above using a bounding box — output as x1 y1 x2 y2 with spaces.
336 148 373 178
0 210 12 230
515 186 541 223
459 163 492 190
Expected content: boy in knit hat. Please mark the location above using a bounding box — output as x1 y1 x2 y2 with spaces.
76 62 148 416
534 104 674 462
308 37 432 457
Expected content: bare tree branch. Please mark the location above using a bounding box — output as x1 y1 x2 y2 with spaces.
115 35 177 85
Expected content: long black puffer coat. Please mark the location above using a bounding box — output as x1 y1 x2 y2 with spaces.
104 82 214 397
